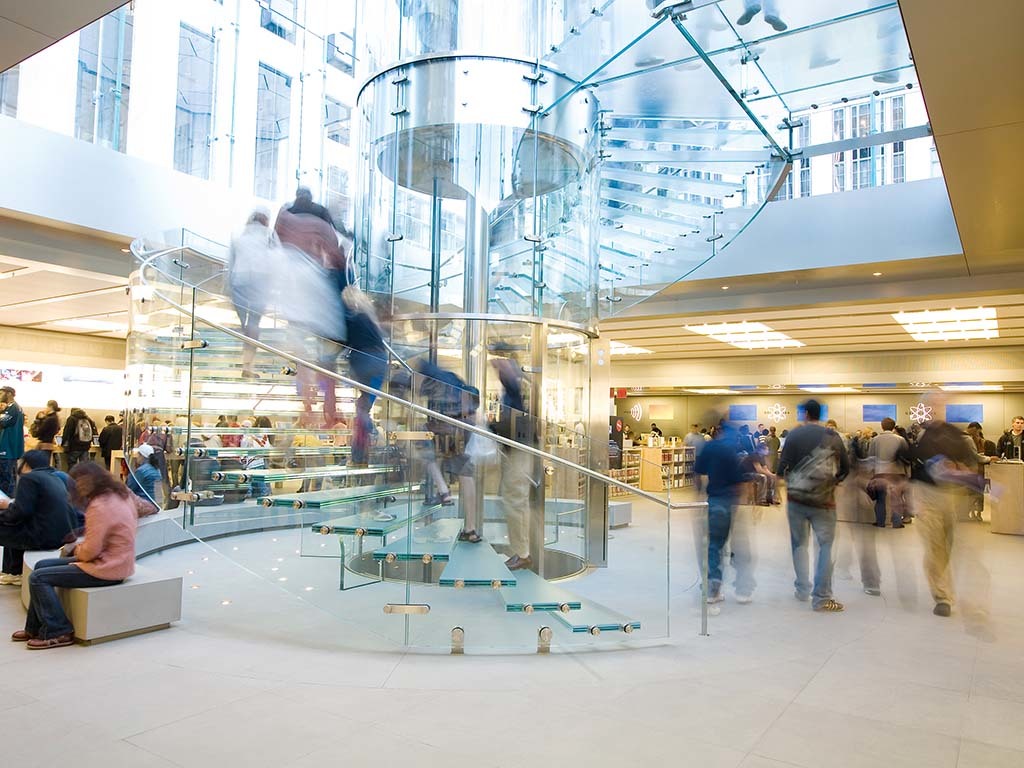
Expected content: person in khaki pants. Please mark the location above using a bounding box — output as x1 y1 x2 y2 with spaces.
909 418 982 617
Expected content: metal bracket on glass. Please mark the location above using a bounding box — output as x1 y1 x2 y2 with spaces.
522 104 543 115
180 339 209 350
172 259 190 269
391 75 408 85
383 603 430 615
451 626 465 655
523 234 543 243
522 71 547 84
171 490 216 503
537 626 553 654
390 106 408 116
386 233 404 242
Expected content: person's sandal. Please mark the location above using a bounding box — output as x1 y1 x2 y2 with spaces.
26 634 74 650
458 529 482 543
813 599 845 612
10 630 34 642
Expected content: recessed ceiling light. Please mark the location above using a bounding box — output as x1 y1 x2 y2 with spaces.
685 321 805 350
872 272 882 277
120 247 131 253
721 286 730 290
892 307 998 342
682 388 735 395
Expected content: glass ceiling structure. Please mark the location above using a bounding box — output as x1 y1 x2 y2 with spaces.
528 0 921 317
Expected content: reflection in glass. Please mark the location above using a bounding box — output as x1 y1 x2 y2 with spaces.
0 66 17 118
254 63 292 200
174 24 216 180
75 8 134 152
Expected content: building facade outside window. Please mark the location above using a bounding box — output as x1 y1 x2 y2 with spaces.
174 24 216 179
75 8 134 152
260 0 297 43
254 63 292 200
832 108 846 193
891 95 906 184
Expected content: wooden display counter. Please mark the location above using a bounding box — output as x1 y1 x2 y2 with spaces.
989 461 1024 535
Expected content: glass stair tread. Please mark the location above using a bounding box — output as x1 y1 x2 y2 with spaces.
438 542 517 588
216 464 397 483
551 600 641 635
311 495 441 537
499 568 582 613
371 518 463 562
266 482 416 510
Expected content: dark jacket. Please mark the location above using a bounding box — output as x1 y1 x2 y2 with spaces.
0 401 25 459
911 420 977 485
98 423 124 463
996 431 1024 460
0 466 76 548
777 423 850 507
62 412 97 453
694 432 745 499
35 411 60 445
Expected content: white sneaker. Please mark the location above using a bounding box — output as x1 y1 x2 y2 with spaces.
735 594 753 604
0 574 22 586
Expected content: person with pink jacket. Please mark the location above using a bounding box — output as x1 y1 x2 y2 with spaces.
12 462 137 650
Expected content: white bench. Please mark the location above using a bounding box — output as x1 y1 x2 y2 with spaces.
20 552 182 644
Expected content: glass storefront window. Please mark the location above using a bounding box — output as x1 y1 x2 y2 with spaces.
75 8 134 152
254 63 292 200
174 25 216 180
259 0 297 43
0 66 17 117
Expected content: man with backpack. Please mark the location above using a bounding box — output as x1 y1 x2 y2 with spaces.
777 399 850 612
61 408 97 469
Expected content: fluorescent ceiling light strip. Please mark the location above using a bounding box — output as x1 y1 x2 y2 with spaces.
684 321 804 350
938 384 1003 392
799 386 860 394
892 307 999 342
609 340 653 355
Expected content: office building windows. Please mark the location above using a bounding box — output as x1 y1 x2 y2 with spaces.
852 146 873 189
891 95 905 131
0 66 18 117
796 120 810 198
259 0 297 42
327 32 355 76
254 63 292 200
174 25 216 179
75 8 134 151
893 140 906 184
852 103 871 138
832 108 846 193
324 97 350 145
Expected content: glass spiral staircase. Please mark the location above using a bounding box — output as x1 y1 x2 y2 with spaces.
127 238 709 651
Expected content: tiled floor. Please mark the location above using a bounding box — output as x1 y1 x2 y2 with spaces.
1 492 1022 767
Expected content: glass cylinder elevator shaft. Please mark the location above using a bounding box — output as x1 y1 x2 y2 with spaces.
354 1 604 575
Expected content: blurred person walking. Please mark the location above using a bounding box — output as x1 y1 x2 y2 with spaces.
344 286 388 466
777 399 850 612
0 450 77 586
868 417 910 528
910 416 983 618
13 462 137 649
765 425 781 472
694 422 754 604
228 211 276 379
0 385 25 498
491 344 537 571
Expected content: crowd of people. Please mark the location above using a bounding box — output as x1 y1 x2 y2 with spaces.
691 399 1003 620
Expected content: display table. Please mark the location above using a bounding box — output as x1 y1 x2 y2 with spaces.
989 461 1024 535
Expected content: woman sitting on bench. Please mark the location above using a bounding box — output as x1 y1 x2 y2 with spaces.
12 462 137 650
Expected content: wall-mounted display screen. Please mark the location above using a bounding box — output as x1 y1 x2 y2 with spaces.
729 404 757 422
946 404 983 424
862 404 897 423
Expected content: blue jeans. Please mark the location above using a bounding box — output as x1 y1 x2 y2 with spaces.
26 557 121 639
0 457 15 497
708 495 755 598
873 475 906 526
787 500 837 607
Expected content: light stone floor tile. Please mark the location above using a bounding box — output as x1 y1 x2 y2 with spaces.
754 702 962 768
955 739 1024 768
961 693 1024 752
1 495 1024 767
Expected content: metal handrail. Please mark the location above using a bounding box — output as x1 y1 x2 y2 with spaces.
132 239 705 511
